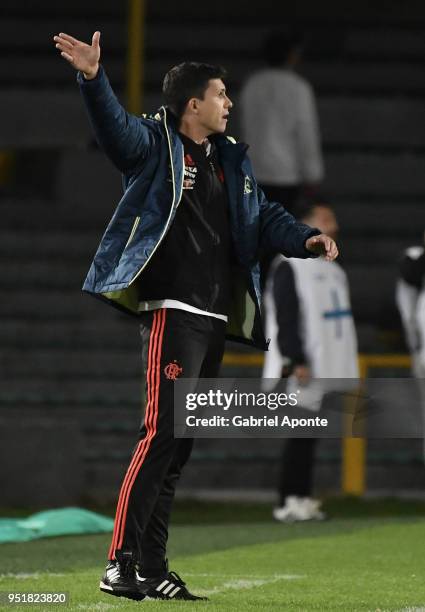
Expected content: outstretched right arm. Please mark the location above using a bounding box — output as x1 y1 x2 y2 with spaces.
53 31 155 173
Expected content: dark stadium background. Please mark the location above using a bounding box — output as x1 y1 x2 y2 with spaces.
1 0 424 509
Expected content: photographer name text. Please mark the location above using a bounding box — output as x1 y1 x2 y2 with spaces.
185 415 328 428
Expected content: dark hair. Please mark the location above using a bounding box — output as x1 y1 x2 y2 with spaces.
162 62 227 119
263 29 305 67
292 194 332 221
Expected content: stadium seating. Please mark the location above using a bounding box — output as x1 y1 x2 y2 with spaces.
1 0 424 504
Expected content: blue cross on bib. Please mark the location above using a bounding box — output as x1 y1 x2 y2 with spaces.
323 289 352 338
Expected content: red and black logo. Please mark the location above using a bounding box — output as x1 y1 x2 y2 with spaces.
183 154 197 190
164 360 183 380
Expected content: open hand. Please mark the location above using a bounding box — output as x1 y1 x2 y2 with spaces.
305 234 339 261
53 31 101 79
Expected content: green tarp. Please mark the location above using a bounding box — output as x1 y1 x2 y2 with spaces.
0 508 113 543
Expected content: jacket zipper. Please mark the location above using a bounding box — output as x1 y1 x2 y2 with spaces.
123 215 141 250
127 107 184 287
206 160 218 311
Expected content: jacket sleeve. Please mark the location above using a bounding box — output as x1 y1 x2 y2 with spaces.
258 185 321 258
273 261 307 365
77 64 157 173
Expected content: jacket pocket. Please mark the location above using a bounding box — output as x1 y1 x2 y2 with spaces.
123 215 141 250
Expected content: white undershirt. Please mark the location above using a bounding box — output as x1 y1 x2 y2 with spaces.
138 299 228 322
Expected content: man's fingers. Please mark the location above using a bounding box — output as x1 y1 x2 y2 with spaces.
307 235 338 260
54 36 73 50
60 51 74 63
55 42 72 53
327 241 339 260
92 30 101 48
57 32 80 45
317 236 329 254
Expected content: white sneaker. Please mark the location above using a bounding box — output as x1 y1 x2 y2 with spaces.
303 497 327 521
273 496 326 522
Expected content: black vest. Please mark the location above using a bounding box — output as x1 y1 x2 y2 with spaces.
138 132 233 316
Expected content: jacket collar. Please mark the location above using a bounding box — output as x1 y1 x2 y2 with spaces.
214 134 248 165
157 106 248 164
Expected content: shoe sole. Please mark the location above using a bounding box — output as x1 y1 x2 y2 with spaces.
137 586 207 601
273 515 327 523
140 589 208 601
143 594 208 601
99 581 145 601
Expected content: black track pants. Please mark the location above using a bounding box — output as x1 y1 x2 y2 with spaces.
278 437 318 505
107 308 226 573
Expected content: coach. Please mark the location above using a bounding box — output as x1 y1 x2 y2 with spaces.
54 30 338 602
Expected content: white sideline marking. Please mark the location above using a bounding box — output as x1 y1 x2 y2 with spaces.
184 572 304 579
184 572 304 580
76 604 119 611
0 572 65 580
377 608 425 612
394 608 425 612
187 573 305 596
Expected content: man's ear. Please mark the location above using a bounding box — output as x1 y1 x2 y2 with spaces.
187 98 199 114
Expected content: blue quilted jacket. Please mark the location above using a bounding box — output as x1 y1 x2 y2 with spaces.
77 65 319 349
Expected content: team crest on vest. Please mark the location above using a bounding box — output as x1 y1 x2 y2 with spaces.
164 360 183 380
244 175 253 194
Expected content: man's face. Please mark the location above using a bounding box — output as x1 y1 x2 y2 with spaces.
192 79 233 134
307 206 339 241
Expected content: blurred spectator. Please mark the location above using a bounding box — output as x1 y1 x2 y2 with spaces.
262 198 358 521
396 238 425 377
396 236 425 462
240 29 324 214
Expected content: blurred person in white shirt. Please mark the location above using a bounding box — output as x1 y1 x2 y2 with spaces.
396 237 425 378
396 236 425 462
240 29 324 215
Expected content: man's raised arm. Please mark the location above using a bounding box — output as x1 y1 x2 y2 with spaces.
53 31 155 173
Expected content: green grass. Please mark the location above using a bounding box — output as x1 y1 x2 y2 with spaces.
0 500 425 611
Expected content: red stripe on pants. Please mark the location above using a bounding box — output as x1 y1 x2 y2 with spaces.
107 309 166 560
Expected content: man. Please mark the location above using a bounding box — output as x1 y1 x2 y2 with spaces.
396 236 425 462
396 237 425 378
53 30 338 601
240 29 324 213
263 199 357 522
